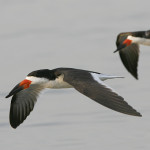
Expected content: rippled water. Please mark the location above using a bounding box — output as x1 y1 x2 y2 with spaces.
0 1 150 150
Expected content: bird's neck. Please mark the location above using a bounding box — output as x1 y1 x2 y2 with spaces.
128 35 150 46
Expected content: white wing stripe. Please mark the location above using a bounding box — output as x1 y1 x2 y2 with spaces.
91 73 119 95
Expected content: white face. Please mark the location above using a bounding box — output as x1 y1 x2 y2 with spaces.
26 76 49 84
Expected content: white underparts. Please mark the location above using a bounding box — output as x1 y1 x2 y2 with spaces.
127 35 150 46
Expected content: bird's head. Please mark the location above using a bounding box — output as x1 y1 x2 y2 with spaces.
5 69 55 98
114 37 132 53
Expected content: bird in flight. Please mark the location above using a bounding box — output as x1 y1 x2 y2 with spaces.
114 30 150 79
6 68 141 128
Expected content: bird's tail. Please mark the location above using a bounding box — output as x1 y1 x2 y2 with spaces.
98 73 124 81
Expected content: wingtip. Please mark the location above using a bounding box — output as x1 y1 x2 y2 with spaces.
126 110 142 117
132 73 138 80
135 74 138 80
136 112 142 117
131 107 142 117
135 77 138 80
11 124 18 129
134 111 142 117
139 113 142 117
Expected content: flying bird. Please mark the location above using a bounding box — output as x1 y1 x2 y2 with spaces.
114 30 150 79
6 68 141 128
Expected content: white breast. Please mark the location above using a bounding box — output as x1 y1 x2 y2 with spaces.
128 35 150 46
47 74 72 89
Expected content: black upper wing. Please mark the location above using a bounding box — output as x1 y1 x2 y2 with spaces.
119 44 139 79
58 68 141 117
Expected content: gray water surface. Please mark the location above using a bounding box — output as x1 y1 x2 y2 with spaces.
0 1 150 150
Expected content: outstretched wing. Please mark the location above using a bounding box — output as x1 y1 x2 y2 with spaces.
60 69 141 117
119 43 139 79
9 84 44 128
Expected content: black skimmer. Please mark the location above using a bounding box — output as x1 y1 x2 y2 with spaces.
114 30 150 79
6 68 141 128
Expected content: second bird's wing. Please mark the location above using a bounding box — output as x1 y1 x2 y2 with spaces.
119 44 139 79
